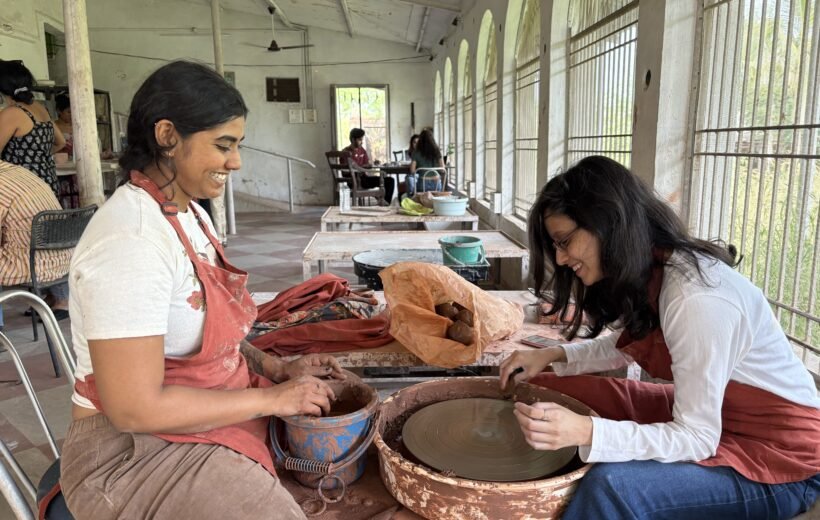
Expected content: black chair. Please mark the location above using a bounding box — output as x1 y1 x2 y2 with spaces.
25 206 96 376
0 290 76 519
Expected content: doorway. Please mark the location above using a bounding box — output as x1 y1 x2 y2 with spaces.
331 85 390 163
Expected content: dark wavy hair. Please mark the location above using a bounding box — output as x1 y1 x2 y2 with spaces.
55 93 71 113
119 60 248 184
0 60 35 104
415 129 441 163
528 155 738 340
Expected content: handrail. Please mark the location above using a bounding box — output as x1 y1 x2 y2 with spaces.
242 145 316 212
243 145 316 168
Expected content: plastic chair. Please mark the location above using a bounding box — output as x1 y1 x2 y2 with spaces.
23 206 96 377
0 290 77 520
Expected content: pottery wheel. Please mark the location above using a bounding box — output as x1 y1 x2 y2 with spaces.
402 398 577 482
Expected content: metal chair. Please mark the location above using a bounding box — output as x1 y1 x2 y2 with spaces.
325 151 354 205
392 150 407 162
0 290 77 520
24 206 96 377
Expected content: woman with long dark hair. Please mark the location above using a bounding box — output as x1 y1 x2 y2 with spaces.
407 129 444 195
0 60 65 196
60 61 342 519
500 156 819 518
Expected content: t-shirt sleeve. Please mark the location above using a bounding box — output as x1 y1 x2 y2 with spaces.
71 233 175 340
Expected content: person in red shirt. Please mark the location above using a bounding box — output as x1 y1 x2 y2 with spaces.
341 127 395 203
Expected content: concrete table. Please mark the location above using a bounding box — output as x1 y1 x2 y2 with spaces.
301 229 528 281
320 206 479 231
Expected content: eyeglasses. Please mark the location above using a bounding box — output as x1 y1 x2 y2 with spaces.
552 227 579 252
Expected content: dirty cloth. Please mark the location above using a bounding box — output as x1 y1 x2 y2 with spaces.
251 273 393 355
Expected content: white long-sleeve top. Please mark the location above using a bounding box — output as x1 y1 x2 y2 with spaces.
550 251 820 464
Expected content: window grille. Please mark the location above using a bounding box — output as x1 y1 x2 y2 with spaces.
448 76 457 189
690 0 820 377
566 1 638 168
514 0 541 218
463 54 474 190
483 21 498 201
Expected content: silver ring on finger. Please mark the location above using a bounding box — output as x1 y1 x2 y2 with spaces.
542 409 548 421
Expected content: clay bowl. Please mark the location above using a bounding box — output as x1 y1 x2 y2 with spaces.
374 377 597 519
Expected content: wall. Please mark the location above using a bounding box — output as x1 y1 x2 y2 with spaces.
0 0 64 81
82 0 433 206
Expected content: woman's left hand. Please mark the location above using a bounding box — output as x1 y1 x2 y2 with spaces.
279 354 346 382
513 401 593 451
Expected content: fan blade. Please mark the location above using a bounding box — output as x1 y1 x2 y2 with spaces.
241 42 270 49
277 44 315 50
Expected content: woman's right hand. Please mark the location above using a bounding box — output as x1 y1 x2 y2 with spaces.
266 375 336 417
499 347 566 390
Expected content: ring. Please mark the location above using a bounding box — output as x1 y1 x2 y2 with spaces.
542 409 548 421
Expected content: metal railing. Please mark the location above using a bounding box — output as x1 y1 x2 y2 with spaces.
515 58 541 218
242 145 316 213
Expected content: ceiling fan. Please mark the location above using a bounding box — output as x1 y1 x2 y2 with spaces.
244 6 314 52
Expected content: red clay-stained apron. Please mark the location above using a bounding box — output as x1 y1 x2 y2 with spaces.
531 255 820 485
75 171 275 475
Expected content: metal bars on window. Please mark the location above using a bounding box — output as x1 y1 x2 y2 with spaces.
463 94 474 189
484 81 498 200
448 92 457 189
514 58 541 218
689 0 820 376
566 1 638 168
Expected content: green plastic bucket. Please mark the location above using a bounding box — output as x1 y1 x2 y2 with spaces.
439 235 486 265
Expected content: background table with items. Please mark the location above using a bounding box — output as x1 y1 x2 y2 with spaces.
320 206 479 232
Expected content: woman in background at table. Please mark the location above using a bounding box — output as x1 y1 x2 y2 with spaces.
60 60 341 519
405 133 419 162
499 155 819 519
53 93 73 156
407 129 444 196
0 59 65 197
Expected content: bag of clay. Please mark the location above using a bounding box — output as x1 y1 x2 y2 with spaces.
379 262 524 368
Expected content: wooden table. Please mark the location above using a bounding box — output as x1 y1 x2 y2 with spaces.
320 206 479 232
301 230 528 281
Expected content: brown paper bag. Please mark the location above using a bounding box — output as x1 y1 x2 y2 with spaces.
379 262 525 368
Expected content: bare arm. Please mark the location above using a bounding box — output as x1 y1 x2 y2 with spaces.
0 108 19 153
51 122 66 153
240 339 285 382
409 159 417 174
89 335 335 434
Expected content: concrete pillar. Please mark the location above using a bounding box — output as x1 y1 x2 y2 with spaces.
210 0 231 240
62 0 104 208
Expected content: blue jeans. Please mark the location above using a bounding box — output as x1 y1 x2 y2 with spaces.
563 460 819 519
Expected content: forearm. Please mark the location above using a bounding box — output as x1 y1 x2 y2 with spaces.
551 332 630 376
240 339 285 382
112 384 273 434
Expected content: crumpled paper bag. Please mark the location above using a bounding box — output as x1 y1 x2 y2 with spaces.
379 262 524 368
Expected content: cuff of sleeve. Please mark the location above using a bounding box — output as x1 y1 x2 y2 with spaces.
551 361 571 376
562 342 585 364
581 416 606 462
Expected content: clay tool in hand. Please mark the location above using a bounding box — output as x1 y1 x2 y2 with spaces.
502 367 524 400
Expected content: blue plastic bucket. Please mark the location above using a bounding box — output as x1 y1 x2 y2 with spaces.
272 380 378 490
439 235 486 265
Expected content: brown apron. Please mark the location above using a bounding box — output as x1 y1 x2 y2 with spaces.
532 254 820 484
75 171 275 475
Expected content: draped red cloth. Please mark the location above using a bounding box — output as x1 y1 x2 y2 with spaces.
250 274 393 355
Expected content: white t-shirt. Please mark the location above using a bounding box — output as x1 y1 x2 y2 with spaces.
69 183 217 409
551 251 820 463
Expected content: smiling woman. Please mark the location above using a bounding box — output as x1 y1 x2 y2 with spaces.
58 61 343 520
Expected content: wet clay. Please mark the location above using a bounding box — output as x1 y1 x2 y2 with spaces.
402 398 577 481
374 377 597 519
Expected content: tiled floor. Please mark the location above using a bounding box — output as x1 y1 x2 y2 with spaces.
0 207 364 519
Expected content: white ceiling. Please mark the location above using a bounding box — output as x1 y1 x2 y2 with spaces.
213 0 461 52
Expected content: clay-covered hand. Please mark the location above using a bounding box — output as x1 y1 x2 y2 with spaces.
280 354 345 381
267 375 336 417
513 401 593 450
498 347 566 389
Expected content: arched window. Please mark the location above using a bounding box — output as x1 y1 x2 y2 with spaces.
458 40 473 192
481 12 498 201
434 71 443 146
566 0 638 167
513 0 541 218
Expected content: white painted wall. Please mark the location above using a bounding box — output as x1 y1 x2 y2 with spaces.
0 0 64 81
82 0 433 206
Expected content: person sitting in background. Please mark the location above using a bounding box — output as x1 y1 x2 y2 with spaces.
0 161 72 321
53 93 73 156
407 129 444 196
0 60 65 197
341 127 395 203
405 133 419 162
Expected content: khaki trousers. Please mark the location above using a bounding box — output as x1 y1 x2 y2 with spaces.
60 414 306 519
